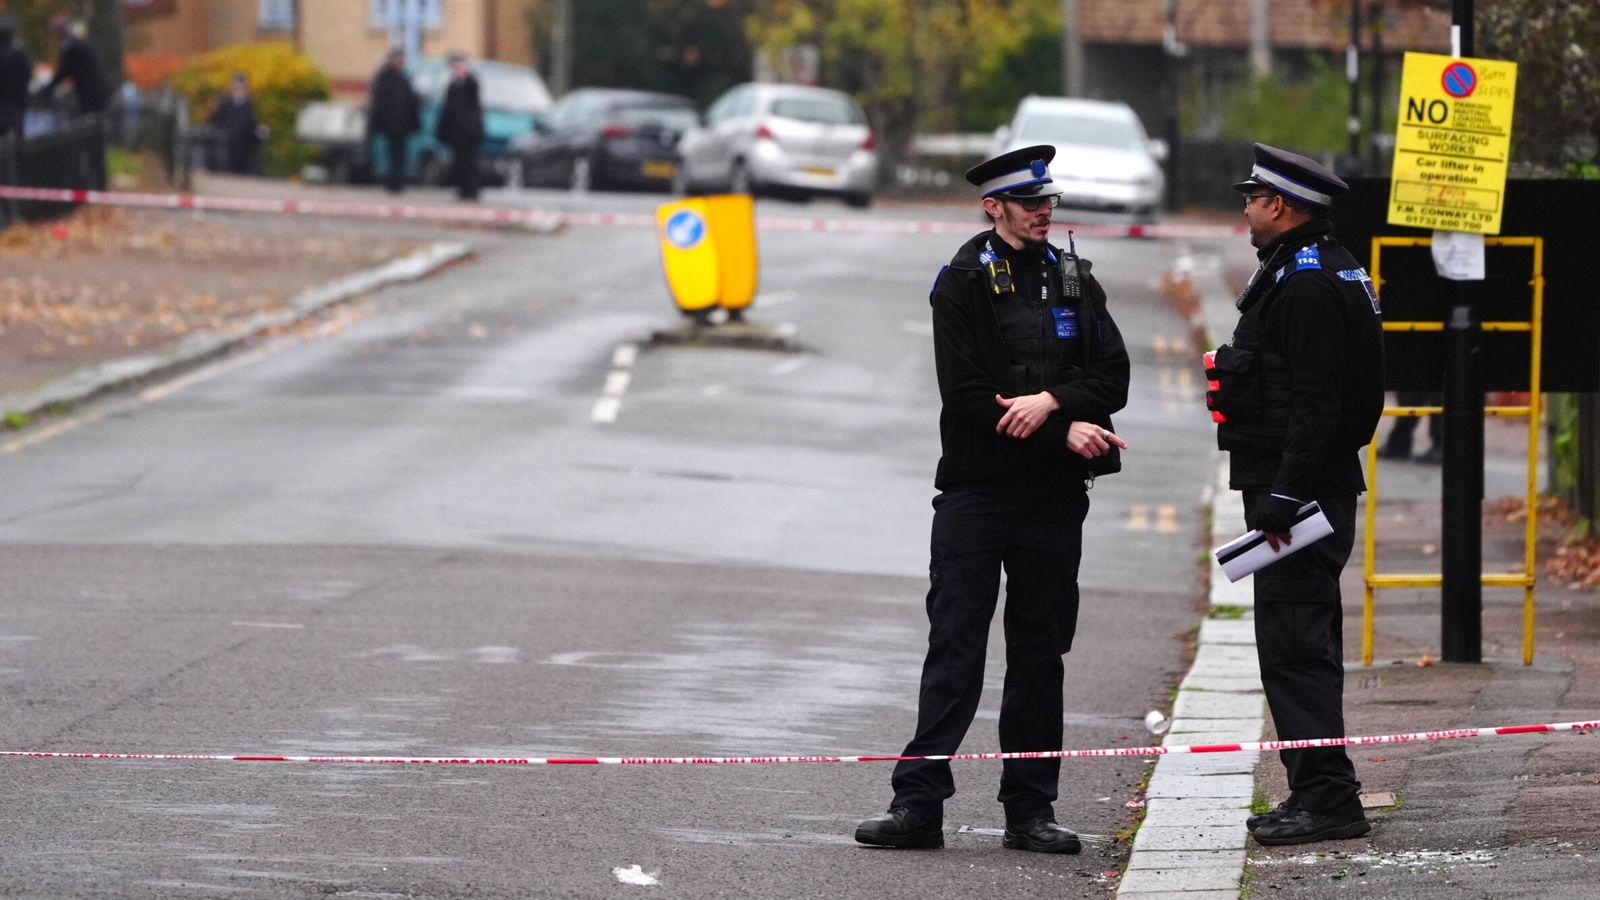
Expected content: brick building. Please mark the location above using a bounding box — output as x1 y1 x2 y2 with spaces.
1075 0 1452 137
124 0 538 98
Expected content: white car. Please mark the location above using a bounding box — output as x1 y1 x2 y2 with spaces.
991 96 1165 220
677 83 878 207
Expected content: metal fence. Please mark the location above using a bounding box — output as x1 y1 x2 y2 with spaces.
0 92 201 232
0 114 106 229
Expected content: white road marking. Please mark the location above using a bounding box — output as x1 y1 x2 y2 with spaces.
770 356 808 376
230 621 306 630
754 290 798 308
593 342 639 424
591 396 621 424
611 342 638 369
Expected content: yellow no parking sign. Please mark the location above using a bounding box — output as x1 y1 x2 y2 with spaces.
1387 52 1518 234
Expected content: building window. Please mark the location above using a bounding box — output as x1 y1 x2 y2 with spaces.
258 0 295 31
367 0 444 30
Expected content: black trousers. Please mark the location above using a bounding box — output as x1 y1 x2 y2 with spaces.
1382 390 1443 452
375 132 408 193
449 140 481 200
891 489 1089 824
1244 490 1362 811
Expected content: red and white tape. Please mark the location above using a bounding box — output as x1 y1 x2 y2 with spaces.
0 184 1247 240
3 720 1592 768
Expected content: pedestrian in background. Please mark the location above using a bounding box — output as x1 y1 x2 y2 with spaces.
38 15 107 116
208 73 262 175
1210 143 1384 846
855 145 1130 854
366 49 420 194
1377 390 1443 464
435 52 484 201
0 15 31 139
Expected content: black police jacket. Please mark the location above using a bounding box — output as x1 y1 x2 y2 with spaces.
1215 219 1384 499
929 230 1130 497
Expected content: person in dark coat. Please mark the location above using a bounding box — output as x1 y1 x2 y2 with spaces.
208 74 262 175
854 145 1130 855
0 15 32 138
39 16 107 115
1210 143 1385 846
435 53 485 200
366 49 420 193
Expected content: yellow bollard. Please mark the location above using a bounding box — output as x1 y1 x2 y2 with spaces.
656 198 721 319
704 193 759 318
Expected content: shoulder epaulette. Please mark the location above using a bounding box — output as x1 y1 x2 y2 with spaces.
1275 244 1322 282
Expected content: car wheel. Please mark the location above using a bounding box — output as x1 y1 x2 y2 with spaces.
844 192 872 209
729 159 755 196
570 156 592 193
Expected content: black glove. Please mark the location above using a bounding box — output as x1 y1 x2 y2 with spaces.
1254 495 1303 535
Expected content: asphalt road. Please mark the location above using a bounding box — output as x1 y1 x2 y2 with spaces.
0 187 1257 898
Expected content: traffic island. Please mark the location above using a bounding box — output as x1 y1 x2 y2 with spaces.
647 318 801 353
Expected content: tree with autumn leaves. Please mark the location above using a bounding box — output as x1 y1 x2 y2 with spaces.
743 0 1057 170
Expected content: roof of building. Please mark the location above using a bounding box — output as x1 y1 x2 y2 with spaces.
1081 0 1451 52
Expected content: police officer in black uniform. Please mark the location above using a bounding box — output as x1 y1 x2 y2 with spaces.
855 145 1130 853
1208 143 1384 846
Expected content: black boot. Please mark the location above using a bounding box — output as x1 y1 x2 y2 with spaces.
1002 817 1082 854
1252 798 1370 846
1246 801 1291 832
854 806 943 849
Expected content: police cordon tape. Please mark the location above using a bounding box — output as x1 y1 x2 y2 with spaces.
3 719 1593 767
0 184 1247 240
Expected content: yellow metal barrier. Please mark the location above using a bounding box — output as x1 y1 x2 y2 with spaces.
1363 236 1544 666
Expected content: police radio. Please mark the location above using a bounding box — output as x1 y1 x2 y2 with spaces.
1059 230 1083 300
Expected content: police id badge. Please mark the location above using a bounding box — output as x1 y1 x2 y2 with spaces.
1050 306 1078 339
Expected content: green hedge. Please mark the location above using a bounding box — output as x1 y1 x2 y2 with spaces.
170 42 331 177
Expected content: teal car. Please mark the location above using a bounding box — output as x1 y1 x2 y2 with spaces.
371 58 553 186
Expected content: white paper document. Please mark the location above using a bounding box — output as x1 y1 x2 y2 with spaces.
1213 501 1335 583
1431 229 1485 281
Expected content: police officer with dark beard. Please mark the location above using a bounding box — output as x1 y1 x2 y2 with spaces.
855 145 1130 854
1208 144 1384 846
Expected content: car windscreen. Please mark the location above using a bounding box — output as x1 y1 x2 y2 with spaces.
1019 113 1146 151
770 96 865 126
478 69 552 115
614 105 698 130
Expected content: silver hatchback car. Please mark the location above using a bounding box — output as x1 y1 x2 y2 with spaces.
991 96 1166 221
677 83 878 207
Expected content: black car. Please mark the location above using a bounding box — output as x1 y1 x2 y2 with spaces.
511 88 697 192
